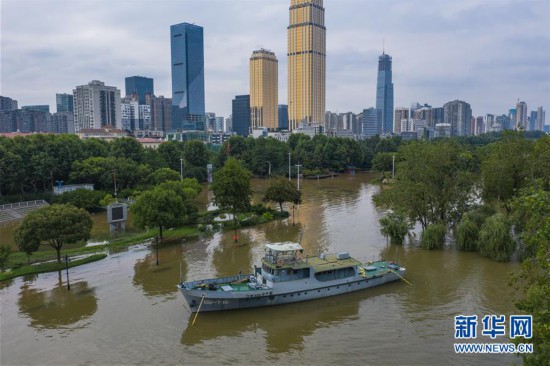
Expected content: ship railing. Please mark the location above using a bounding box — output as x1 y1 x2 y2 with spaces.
182 274 251 290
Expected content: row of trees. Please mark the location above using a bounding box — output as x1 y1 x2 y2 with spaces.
0 135 212 199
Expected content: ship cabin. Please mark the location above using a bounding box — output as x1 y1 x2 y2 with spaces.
260 242 361 283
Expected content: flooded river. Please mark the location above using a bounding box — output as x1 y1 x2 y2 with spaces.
0 174 520 365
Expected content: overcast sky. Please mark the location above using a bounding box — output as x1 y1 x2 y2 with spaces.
1 0 549 119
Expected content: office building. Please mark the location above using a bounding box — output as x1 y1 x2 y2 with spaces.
250 49 278 130
279 105 289 130
0 109 50 133
73 80 122 132
51 112 74 134
443 100 472 136
150 95 172 132
56 93 73 113
376 52 394 134
529 111 537 131
287 0 326 130
232 95 250 137
125 76 154 104
170 22 205 131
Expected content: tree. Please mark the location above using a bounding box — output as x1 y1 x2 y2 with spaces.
53 189 104 210
263 178 302 211
372 152 395 173
132 186 186 242
183 140 208 169
510 184 550 365
110 137 145 163
14 204 93 263
14 227 40 263
478 214 515 262
211 158 253 241
0 244 11 272
146 168 181 186
379 211 412 245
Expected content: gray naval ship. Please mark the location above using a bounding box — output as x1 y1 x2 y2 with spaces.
178 242 407 312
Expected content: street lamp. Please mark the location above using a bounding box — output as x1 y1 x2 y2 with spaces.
266 161 271 179
113 170 118 201
64 254 71 291
295 164 302 190
392 155 395 179
180 158 184 181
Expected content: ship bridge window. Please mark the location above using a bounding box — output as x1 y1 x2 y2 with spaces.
314 267 355 281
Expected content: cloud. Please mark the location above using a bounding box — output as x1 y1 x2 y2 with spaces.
1 0 548 118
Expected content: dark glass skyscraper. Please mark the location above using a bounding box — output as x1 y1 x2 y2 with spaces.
170 22 205 131
125 76 154 104
56 93 73 113
375 52 394 134
232 95 250 137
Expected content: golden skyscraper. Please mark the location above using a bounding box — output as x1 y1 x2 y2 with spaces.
250 49 279 130
287 0 326 131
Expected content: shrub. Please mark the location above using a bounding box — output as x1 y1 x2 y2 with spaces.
478 214 515 262
456 218 480 251
379 211 412 245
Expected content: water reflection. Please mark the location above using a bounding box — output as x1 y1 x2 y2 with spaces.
132 244 188 298
181 293 362 353
17 279 97 329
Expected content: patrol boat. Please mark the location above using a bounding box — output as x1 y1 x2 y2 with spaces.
178 242 406 312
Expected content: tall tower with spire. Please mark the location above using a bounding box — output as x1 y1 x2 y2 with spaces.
287 0 326 131
376 51 394 135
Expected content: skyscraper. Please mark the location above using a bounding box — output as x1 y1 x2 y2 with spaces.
73 80 121 132
232 95 250 137
170 22 205 131
515 101 527 130
250 49 278 130
0 96 18 111
376 52 394 134
287 0 326 131
56 93 73 113
279 105 289 130
125 76 154 104
443 100 472 136
362 108 379 137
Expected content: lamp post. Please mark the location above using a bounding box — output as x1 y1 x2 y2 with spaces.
288 152 291 181
295 164 302 190
180 158 184 181
113 170 118 201
392 155 395 179
266 161 271 179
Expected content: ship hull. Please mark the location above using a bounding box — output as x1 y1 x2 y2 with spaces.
178 269 405 312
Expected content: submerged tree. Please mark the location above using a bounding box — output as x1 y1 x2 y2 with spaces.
263 178 302 211
478 214 515 262
379 211 411 245
211 158 253 242
14 204 92 263
421 223 446 250
455 217 480 252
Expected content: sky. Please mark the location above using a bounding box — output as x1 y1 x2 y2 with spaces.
1 0 549 119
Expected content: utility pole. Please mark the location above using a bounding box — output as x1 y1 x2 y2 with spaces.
295 164 302 190
392 155 395 179
180 158 184 181
288 152 291 181
113 170 118 201
65 254 70 290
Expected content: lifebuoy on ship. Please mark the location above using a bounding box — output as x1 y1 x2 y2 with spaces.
277 258 284 266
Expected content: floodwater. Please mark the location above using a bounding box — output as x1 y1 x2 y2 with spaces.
0 174 521 365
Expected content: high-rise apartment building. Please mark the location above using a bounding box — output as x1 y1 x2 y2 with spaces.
443 100 472 136
170 22 205 131
22 105 50 113
250 49 278 130
125 76 154 104
287 0 326 131
516 101 527 129
536 106 545 131
0 96 18 111
73 80 121 132
232 95 251 137
394 107 409 133
362 108 379 137
150 95 172 132
376 52 394 134
56 93 73 113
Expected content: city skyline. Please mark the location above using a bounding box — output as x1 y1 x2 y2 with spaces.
1 0 549 119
